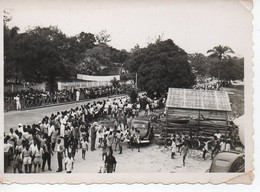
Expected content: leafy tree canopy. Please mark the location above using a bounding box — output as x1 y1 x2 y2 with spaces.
127 39 195 97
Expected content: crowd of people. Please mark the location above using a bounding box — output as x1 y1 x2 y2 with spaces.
4 85 133 111
4 94 162 174
168 130 232 166
192 76 231 90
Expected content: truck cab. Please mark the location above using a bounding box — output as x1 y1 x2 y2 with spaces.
130 117 153 143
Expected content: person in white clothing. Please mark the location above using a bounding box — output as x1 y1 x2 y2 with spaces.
171 139 177 159
48 123 55 137
225 141 231 151
65 153 74 173
214 130 222 140
17 123 24 134
14 94 21 110
76 90 80 102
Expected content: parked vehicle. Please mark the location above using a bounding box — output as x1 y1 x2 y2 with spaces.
130 117 154 143
209 151 245 172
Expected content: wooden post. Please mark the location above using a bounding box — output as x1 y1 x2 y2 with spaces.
225 111 228 142
166 107 168 136
198 110 200 134
136 73 138 89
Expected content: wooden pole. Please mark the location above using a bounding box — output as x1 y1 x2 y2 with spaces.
198 110 200 134
166 107 168 136
225 111 228 142
136 73 138 89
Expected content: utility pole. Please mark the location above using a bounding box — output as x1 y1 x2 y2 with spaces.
135 73 138 89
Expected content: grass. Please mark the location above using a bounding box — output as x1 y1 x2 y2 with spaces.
223 84 244 118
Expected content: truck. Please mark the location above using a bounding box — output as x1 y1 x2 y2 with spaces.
130 117 154 144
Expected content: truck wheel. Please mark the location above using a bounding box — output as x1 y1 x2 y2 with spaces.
191 139 200 149
164 138 172 147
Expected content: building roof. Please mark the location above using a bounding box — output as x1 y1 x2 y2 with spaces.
166 88 231 112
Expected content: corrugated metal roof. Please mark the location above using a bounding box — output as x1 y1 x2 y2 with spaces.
166 88 231 111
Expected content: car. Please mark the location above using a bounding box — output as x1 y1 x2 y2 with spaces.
130 117 154 144
209 151 245 173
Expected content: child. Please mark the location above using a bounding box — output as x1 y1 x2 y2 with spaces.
13 150 23 173
65 153 74 173
22 144 32 173
81 137 88 160
135 130 141 152
202 141 209 160
180 143 188 166
33 142 44 173
171 139 177 159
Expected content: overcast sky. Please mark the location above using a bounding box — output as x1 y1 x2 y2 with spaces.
3 0 252 57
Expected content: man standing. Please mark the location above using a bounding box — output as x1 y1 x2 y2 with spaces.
76 90 80 102
14 94 21 110
118 133 125 154
105 151 117 173
90 124 97 151
22 144 32 173
56 139 64 172
42 139 53 171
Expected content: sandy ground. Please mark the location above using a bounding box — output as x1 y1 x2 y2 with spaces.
6 140 212 174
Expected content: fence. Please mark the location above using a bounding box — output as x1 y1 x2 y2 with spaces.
4 93 73 112
4 82 46 93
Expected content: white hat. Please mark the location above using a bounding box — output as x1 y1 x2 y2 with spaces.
18 123 23 127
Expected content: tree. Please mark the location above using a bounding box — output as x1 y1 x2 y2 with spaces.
14 26 71 92
128 39 195 97
65 32 96 66
207 45 234 79
209 57 244 81
4 11 21 83
188 53 209 76
95 30 111 44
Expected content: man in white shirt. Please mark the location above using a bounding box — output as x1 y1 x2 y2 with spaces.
17 123 24 134
76 90 80 102
14 94 21 110
48 123 55 137
56 139 64 172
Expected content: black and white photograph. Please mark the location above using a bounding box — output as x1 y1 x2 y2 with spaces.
1 0 253 184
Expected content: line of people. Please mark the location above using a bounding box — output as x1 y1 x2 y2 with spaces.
5 84 133 111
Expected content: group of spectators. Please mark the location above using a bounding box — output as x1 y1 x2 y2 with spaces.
169 130 232 166
192 76 231 90
4 85 133 111
4 94 162 174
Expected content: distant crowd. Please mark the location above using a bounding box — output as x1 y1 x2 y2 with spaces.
192 77 230 90
4 85 133 111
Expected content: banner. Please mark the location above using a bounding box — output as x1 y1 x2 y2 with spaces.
77 74 120 82
57 81 112 90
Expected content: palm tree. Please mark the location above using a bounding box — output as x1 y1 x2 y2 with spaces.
207 45 234 79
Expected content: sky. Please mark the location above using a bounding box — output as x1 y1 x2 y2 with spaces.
2 0 252 57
